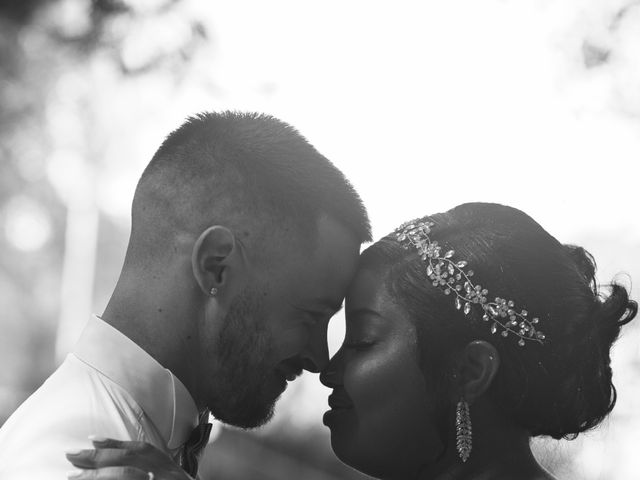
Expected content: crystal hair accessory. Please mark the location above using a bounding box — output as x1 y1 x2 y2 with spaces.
395 220 546 346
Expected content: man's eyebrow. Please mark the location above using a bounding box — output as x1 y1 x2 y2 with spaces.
345 307 383 319
307 298 344 314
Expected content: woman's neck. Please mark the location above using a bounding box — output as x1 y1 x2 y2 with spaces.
415 408 556 480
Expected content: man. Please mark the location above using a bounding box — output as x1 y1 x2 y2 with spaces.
0 111 371 479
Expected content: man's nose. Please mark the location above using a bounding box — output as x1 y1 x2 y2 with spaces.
300 329 330 373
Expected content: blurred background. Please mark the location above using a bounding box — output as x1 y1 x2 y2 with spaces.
0 0 638 478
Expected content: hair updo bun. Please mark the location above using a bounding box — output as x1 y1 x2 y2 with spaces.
360 203 637 441
532 245 637 439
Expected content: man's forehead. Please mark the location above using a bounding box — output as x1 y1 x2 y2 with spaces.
267 214 360 307
280 250 349 299
309 226 359 293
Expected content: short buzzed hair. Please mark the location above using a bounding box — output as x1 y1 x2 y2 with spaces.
128 111 371 265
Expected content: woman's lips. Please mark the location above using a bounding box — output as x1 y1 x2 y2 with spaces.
324 390 355 426
328 391 354 410
323 404 353 426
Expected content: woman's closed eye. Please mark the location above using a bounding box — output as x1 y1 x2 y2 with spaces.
343 339 376 350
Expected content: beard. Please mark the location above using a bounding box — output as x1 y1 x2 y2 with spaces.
206 286 280 429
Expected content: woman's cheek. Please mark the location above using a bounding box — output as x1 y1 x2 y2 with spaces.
344 342 408 409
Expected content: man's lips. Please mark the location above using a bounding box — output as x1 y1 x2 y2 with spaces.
276 362 303 382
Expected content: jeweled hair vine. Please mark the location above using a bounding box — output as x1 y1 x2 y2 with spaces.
395 220 546 347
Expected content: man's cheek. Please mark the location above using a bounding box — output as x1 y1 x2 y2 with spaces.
274 326 310 359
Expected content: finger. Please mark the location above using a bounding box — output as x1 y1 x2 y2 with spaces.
88 436 151 451
66 447 151 469
68 466 150 480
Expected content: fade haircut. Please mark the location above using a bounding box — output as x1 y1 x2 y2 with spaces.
127 111 371 267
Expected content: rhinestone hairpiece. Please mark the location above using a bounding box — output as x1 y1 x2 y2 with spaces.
395 220 546 346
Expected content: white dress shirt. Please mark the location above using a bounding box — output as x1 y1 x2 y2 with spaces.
0 315 200 479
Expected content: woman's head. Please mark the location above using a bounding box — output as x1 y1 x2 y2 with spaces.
321 202 637 478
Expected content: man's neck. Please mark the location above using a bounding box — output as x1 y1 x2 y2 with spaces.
101 274 202 408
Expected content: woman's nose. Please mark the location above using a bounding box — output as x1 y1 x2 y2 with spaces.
319 351 343 388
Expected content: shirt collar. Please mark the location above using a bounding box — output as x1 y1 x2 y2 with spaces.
73 315 200 450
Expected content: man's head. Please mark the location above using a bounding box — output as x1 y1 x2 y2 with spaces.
123 111 370 428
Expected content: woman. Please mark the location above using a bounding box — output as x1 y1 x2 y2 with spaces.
320 202 636 479
67 203 637 479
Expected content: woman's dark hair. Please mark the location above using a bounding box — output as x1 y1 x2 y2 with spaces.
361 203 637 439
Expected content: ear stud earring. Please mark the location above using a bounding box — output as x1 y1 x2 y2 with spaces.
209 287 218 296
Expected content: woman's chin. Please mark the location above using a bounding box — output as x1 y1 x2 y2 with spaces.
332 449 391 480
326 426 381 479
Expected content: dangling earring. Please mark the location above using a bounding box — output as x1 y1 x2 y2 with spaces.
455 398 472 462
209 287 218 296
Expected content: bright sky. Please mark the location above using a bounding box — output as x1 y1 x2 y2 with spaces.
91 0 640 239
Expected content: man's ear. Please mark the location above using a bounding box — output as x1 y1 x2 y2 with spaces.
451 340 500 403
191 226 247 298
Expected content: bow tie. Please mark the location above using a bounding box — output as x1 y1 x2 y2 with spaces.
179 411 213 477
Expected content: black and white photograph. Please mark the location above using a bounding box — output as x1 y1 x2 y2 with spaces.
0 1 638 479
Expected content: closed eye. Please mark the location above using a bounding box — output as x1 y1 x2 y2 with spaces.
343 340 375 350
295 305 335 325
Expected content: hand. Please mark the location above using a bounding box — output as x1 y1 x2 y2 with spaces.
66 437 193 480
